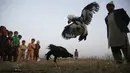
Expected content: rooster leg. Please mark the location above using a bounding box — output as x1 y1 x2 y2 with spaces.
54 56 58 67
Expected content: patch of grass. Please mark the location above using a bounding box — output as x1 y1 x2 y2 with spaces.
0 59 130 73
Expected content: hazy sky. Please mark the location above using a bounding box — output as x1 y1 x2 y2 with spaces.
0 0 130 58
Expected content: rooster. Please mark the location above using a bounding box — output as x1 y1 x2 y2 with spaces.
45 44 73 64
62 2 100 41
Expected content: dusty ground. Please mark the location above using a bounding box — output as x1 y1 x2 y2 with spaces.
0 59 130 73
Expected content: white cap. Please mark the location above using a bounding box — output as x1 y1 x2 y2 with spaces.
108 1 114 5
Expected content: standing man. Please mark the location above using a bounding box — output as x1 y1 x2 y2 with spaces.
74 49 79 60
105 1 130 64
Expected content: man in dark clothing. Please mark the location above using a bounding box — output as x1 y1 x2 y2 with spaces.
74 49 79 60
105 1 130 64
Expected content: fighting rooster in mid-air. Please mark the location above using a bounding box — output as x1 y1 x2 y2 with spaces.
62 2 100 41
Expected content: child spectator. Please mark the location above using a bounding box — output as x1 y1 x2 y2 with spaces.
6 31 13 61
26 38 35 62
19 40 27 61
12 31 20 62
34 40 40 62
